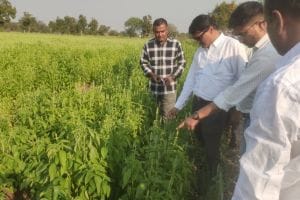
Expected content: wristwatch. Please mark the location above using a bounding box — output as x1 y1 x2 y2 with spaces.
191 112 199 120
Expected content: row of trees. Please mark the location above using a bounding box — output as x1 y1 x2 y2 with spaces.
1 7 121 36
0 0 151 36
0 0 240 37
0 0 161 36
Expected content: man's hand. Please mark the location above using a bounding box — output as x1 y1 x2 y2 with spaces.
148 72 162 83
177 116 199 131
163 75 175 86
167 107 178 119
177 103 219 131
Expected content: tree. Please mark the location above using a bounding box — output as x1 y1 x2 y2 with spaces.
48 20 56 33
77 14 87 35
124 17 143 37
36 21 49 33
0 0 16 25
168 23 179 38
19 12 37 32
50 17 65 33
2 21 18 31
64 16 77 34
98 25 110 35
211 1 237 30
108 30 119 36
87 18 98 35
141 15 152 37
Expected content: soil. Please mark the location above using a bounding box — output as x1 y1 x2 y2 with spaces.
2 189 30 200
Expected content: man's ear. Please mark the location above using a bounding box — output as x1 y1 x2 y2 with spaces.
272 10 285 36
207 26 213 33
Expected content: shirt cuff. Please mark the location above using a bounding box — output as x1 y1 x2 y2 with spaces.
175 102 184 111
144 68 152 76
213 93 231 112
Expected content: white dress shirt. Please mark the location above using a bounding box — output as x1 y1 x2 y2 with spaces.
213 34 280 113
232 42 300 200
175 33 248 110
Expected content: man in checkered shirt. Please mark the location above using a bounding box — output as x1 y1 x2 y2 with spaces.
140 18 186 120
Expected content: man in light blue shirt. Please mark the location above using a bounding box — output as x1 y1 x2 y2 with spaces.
232 0 300 199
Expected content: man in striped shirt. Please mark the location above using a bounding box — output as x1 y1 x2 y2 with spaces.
140 18 186 120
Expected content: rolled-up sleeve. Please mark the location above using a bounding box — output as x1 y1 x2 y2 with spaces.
214 49 278 112
175 53 198 110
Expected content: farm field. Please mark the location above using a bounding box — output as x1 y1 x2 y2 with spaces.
0 32 239 200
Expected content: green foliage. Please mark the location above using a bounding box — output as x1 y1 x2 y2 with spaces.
124 17 143 37
168 23 179 38
88 18 98 35
0 0 16 25
211 1 237 30
77 14 87 34
0 32 198 199
141 15 152 37
98 24 110 35
19 12 37 32
63 16 77 34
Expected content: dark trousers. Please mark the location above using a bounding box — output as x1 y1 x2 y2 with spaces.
192 96 228 176
240 113 250 155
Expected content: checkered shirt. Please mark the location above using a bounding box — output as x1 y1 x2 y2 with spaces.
140 38 186 95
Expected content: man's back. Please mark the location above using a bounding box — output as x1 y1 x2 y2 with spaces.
233 42 300 200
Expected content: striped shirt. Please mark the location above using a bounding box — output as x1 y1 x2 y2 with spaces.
140 38 186 95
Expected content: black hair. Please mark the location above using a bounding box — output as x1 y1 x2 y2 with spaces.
153 18 168 27
229 1 263 29
188 14 218 35
264 0 300 20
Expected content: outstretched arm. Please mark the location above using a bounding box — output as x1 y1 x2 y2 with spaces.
177 102 219 130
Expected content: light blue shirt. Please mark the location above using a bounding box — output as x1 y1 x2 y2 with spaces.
214 34 280 113
232 42 300 200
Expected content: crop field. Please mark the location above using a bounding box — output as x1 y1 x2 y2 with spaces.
0 32 237 200
0 32 197 200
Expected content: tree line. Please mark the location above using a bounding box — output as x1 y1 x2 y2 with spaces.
0 0 239 37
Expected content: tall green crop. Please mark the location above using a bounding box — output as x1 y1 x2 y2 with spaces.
0 32 206 200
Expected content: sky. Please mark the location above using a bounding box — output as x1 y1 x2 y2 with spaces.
10 0 249 33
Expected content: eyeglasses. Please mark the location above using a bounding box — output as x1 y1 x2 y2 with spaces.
192 27 210 40
234 20 265 39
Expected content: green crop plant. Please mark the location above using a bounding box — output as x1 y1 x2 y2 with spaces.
0 32 230 200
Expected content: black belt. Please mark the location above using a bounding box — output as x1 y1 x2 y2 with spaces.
194 95 211 104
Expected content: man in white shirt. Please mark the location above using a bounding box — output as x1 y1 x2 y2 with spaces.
177 2 280 155
168 14 248 176
232 0 300 199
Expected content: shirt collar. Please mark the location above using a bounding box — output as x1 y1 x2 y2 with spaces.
254 34 269 51
210 33 224 48
154 37 170 46
276 42 300 69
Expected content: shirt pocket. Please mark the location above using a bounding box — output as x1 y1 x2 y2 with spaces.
211 57 234 78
